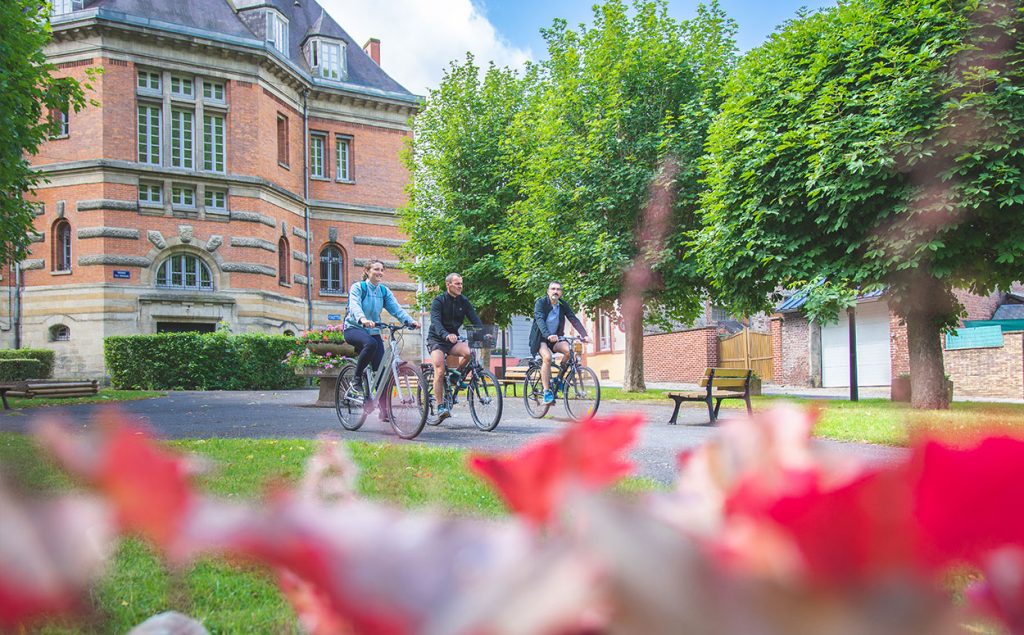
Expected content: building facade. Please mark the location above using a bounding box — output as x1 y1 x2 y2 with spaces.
6 0 421 377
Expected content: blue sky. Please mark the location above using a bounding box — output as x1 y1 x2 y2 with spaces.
477 0 837 58
323 0 839 95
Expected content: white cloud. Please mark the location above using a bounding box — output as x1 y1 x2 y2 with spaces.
318 0 533 96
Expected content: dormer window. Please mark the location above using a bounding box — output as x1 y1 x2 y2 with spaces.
307 38 345 81
51 0 84 16
266 10 289 54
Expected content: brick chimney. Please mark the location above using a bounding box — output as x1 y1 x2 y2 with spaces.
363 38 380 65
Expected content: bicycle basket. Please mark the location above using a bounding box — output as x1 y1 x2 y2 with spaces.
464 324 499 349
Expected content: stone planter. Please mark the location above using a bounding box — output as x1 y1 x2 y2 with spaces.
891 376 911 402
297 341 357 407
888 376 954 404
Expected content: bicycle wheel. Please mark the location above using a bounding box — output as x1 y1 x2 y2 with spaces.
469 369 503 431
334 364 367 431
387 364 428 440
523 365 551 418
563 365 601 421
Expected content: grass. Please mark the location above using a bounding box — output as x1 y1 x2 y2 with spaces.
6 389 164 410
4 434 666 633
601 387 1024 446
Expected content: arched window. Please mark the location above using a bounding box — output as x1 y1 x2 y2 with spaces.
49 324 70 342
319 245 344 293
283 329 295 337
155 253 213 290
52 219 72 272
278 237 290 284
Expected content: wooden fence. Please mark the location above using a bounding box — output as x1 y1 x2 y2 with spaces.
718 329 773 381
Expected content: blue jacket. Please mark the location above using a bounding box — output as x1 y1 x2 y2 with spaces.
529 296 587 355
344 280 413 335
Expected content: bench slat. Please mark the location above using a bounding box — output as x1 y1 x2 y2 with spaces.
698 378 749 389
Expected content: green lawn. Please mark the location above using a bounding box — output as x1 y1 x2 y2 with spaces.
2 433 656 633
6 389 164 410
601 387 1024 446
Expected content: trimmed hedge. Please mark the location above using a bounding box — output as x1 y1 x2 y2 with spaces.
0 359 44 382
104 333 304 390
0 348 54 378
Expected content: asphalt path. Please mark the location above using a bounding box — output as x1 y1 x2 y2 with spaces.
0 389 905 484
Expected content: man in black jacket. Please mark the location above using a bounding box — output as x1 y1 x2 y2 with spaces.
428 273 483 419
529 281 588 404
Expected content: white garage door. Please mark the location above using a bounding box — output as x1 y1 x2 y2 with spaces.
821 301 892 387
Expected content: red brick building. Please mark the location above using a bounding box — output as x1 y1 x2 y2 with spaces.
7 0 421 377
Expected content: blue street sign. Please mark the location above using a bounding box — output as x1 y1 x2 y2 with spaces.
113 270 130 279
327 313 341 321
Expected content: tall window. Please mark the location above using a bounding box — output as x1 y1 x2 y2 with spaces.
310 133 326 178
156 254 213 290
49 105 69 138
598 311 612 351
319 246 343 293
278 237 290 284
266 11 288 54
171 109 194 169
320 42 343 79
203 114 224 172
277 114 289 166
52 220 72 272
137 104 161 164
336 135 352 181
50 0 83 16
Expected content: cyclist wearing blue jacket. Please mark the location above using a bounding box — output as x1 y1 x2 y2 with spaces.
343 260 419 395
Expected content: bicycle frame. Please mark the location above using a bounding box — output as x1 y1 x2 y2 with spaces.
364 324 414 405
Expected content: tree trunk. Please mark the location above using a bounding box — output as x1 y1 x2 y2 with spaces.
906 311 949 409
622 312 646 392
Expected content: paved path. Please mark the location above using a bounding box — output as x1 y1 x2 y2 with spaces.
0 390 905 484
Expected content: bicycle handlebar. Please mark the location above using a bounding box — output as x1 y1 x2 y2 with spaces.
373 322 417 332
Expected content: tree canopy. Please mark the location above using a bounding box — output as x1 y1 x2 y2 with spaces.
697 0 1024 407
1 0 93 264
398 55 535 324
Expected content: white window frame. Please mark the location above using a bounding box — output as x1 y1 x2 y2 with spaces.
204 189 227 213
138 182 163 207
202 81 225 103
156 254 214 291
266 11 289 54
171 185 196 209
170 108 195 169
136 70 162 95
50 0 84 16
310 133 326 179
137 103 161 165
53 220 72 272
203 113 225 173
335 135 352 181
320 41 343 80
170 76 195 99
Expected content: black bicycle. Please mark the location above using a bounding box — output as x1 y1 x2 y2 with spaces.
421 325 503 431
523 336 600 420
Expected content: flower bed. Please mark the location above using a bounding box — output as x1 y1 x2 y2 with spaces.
283 326 356 375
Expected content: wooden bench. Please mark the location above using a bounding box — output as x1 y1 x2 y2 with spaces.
4 380 100 402
667 368 753 425
500 366 530 396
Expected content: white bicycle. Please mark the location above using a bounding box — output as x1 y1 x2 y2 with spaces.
334 322 428 439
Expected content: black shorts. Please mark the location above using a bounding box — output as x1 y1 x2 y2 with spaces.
427 337 456 355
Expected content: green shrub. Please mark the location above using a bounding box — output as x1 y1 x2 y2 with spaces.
104 333 304 391
0 358 44 382
0 348 54 378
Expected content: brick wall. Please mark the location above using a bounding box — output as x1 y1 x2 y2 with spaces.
643 326 718 383
944 331 1024 399
770 316 783 383
777 313 812 386
955 288 1004 321
890 312 910 378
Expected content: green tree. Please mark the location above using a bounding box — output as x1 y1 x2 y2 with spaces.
697 0 1024 408
399 54 535 325
499 0 737 391
1 0 93 264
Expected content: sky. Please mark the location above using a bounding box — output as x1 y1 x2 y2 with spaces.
319 0 837 96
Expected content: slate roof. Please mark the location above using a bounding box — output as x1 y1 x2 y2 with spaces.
59 0 415 100
993 304 1024 320
775 288 886 313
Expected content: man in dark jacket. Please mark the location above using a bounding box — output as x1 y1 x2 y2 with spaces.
530 281 588 404
428 273 483 418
